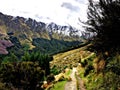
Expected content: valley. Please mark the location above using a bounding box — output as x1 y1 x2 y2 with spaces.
0 7 120 90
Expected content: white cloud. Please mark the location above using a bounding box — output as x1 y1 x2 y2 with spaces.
61 2 80 12
0 0 88 29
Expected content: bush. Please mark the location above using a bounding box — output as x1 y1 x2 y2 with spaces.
47 74 55 83
84 65 94 77
106 54 120 75
0 62 45 90
50 65 60 75
2 53 18 64
22 51 53 75
0 82 9 90
101 72 120 90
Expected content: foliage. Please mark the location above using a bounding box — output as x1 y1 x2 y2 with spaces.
78 53 120 90
0 82 9 90
105 54 120 75
50 65 61 75
0 51 53 89
22 43 30 51
46 74 55 83
80 1 120 88
0 61 44 90
8 36 24 57
2 53 18 64
81 60 88 67
85 0 120 54
22 51 53 75
84 65 94 77
101 72 120 90
32 38 81 55
82 72 120 90
80 53 96 76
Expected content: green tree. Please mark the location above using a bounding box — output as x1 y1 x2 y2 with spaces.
22 52 53 75
85 0 120 54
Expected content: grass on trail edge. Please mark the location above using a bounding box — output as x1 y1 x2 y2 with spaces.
50 81 66 90
50 69 72 90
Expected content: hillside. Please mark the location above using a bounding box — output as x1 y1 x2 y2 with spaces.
49 43 92 90
50 43 120 90
50 43 92 73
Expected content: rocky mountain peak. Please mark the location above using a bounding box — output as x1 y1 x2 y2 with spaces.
0 12 88 54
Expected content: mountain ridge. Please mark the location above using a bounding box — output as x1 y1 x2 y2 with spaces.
0 12 82 38
0 12 86 55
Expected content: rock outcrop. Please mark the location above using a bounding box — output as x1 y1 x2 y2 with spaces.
0 40 14 54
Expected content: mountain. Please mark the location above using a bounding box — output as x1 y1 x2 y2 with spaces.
0 12 84 55
46 22 81 37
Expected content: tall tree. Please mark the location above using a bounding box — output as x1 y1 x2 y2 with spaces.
85 0 120 54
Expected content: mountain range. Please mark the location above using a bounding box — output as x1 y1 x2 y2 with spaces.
0 12 87 55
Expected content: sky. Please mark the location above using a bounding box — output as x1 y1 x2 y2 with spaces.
0 0 88 29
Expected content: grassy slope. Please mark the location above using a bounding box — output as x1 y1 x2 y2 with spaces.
50 43 92 70
50 43 120 90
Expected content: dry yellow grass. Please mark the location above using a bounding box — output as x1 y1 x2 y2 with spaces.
50 44 93 69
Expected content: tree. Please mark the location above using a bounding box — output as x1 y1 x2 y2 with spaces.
85 0 120 54
22 52 53 75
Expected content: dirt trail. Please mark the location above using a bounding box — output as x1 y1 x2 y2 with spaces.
64 67 86 90
64 67 77 90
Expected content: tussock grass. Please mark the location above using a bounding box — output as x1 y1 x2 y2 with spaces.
77 52 120 90
50 44 92 72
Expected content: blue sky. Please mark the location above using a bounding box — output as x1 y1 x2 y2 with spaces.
0 0 88 29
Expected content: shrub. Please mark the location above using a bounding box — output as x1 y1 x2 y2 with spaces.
46 74 55 84
50 65 60 75
0 61 45 90
22 51 53 75
84 65 94 77
0 82 9 90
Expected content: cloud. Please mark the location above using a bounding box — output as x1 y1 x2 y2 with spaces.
0 0 88 29
75 0 85 4
61 2 80 12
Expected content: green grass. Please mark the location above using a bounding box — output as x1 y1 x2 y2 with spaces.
50 81 66 90
65 69 71 76
50 69 71 90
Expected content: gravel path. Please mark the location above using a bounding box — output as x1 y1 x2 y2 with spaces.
64 67 77 90
64 67 86 90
